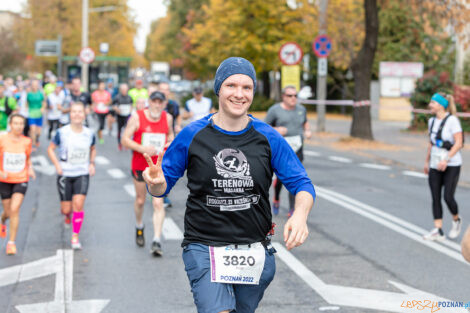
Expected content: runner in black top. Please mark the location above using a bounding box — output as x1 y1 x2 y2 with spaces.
112 83 133 150
143 57 315 313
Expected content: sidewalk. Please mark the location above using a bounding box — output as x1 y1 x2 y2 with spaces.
251 112 470 186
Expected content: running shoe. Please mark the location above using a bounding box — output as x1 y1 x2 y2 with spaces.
99 138 104 145
423 228 445 241
136 227 145 247
272 199 280 215
6 242 16 255
118 143 123 151
0 224 6 238
71 235 82 250
163 197 172 209
448 218 462 239
150 241 162 257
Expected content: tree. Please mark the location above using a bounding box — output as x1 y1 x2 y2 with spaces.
0 28 25 73
349 0 378 139
13 0 138 72
348 0 470 139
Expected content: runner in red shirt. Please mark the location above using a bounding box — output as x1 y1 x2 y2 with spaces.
91 81 111 144
121 91 174 256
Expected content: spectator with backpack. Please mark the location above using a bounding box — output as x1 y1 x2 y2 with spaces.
423 92 464 241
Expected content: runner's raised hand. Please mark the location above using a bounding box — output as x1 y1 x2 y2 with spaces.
142 150 165 186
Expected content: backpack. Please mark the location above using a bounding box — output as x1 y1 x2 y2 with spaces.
429 114 464 150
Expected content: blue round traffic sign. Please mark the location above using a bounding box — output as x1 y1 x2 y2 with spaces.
313 35 332 58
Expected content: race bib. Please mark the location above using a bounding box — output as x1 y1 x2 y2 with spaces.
430 147 448 169
118 104 132 116
141 133 166 154
3 152 26 173
67 147 89 165
97 102 107 111
210 242 265 285
284 135 302 152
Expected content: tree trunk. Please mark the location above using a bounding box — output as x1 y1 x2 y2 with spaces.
261 71 270 98
350 0 378 140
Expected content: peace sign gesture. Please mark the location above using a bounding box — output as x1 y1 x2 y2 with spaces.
142 150 167 196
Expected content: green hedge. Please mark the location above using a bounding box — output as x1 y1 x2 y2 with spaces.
410 71 470 132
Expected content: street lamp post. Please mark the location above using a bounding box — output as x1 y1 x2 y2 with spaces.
81 0 89 91
81 2 116 91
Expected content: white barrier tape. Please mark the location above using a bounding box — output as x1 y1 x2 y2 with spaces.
300 99 470 117
353 100 371 107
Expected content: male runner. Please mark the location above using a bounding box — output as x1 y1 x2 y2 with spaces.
265 85 312 216
47 102 96 249
0 114 35 255
121 91 174 256
113 83 133 150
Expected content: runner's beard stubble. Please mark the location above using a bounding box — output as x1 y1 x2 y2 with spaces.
148 108 162 120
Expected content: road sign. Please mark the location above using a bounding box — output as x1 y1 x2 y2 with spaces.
79 47 96 64
281 65 301 92
313 35 332 58
35 40 60 56
279 42 303 66
318 58 328 76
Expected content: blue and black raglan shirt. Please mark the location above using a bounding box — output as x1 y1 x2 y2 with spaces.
155 114 315 247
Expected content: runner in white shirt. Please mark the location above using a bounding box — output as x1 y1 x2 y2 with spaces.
183 87 213 123
47 82 65 140
47 102 96 249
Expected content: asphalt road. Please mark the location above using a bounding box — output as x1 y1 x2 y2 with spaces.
1 127 469 313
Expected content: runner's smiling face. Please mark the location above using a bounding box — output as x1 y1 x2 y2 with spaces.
218 74 254 119
70 103 86 125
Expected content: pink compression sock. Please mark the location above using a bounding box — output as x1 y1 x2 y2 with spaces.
72 211 84 234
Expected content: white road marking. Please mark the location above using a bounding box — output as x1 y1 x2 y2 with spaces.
328 156 352 163
95 156 110 165
124 184 135 197
107 168 126 179
0 249 109 313
316 186 466 263
359 163 391 170
162 217 184 240
304 150 321 157
273 243 465 313
31 155 55 176
402 170 428 178
319 306 340 311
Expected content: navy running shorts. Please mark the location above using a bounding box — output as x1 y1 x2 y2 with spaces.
182 243 276 313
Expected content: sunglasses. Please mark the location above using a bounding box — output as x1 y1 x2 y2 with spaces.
284 94 297 98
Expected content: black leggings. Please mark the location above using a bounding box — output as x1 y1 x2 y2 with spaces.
48 119 60 140
96 113 107 131
273 147 304 209
428 166 460 220
117 115 129 144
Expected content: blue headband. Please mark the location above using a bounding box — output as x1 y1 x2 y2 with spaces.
431 93 449 109
214 57 257 96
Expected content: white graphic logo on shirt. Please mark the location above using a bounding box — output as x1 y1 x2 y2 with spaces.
209 148 259 211
213 148 250 179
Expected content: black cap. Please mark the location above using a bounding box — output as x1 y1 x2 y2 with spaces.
193 86 203 94
149 91 166 101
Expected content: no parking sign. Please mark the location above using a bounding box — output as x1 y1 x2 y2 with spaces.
313 35 332 58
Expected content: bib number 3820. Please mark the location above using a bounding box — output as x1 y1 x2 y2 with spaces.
209 243 265 285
